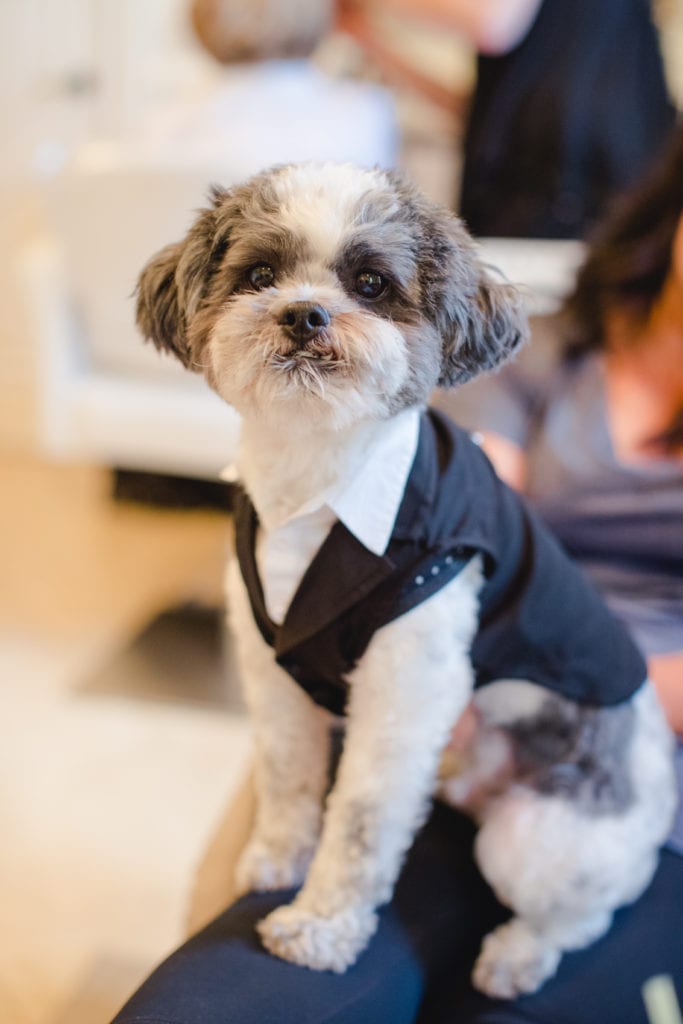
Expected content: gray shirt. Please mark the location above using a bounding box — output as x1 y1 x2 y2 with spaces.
437 314 683 852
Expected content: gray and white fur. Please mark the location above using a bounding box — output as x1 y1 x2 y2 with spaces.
136 162 676 998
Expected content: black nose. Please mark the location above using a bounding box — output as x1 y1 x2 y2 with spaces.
278 302 330 343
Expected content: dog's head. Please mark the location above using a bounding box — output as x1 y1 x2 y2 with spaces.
136 163 526 430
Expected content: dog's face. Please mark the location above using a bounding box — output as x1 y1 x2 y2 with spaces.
136 163 526 431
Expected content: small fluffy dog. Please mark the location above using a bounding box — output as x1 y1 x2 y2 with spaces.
136 162 676 998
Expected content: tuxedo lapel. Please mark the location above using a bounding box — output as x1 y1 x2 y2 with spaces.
233 486 398 654
276 523 396 655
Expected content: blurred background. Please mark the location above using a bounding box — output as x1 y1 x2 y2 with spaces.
1 2 682 1022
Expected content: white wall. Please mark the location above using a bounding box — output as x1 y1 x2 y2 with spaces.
0 0 214 452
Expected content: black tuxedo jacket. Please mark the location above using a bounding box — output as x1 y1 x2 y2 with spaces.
234 410 646 716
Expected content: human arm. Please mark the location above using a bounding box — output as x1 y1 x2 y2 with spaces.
337 0 544 56
335 0 544 111
474 430 528 490
649 653 683 734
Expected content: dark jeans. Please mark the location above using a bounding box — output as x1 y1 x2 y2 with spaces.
112 803 682 1024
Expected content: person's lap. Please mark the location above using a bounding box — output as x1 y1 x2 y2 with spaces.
111 803 682 1024
420 842 683 1023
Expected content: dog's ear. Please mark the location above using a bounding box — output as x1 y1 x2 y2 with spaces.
437 269 528 387
420 209 528 387
135 187 227 369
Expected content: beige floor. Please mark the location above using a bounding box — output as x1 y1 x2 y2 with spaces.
0 453 253 1024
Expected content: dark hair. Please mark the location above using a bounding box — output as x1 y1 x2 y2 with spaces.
564 122 683 355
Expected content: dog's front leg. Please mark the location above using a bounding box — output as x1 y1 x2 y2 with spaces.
259 564 481 972
227 561 331 895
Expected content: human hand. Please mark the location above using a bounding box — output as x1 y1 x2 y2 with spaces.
446 701 481 753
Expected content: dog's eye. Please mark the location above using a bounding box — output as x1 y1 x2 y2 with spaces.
355 270 386 299
247 263 275 290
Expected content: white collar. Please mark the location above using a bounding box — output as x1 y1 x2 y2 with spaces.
324 407 420 555
222 408 421 556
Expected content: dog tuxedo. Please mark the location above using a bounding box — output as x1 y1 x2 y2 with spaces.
234 408 647 716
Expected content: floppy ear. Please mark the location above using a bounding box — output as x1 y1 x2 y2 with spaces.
437 267 528 387
135 240 188 366
419 208 528 387
135 190 226 369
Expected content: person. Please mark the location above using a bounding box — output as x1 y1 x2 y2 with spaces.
110 127 683 1024
338 0 677 238
440 122 683 729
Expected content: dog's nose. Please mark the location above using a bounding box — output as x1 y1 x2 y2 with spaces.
278 302 330 344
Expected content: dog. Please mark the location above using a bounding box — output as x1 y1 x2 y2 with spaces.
135 162 676 998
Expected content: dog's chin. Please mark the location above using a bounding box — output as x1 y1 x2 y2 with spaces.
222 356 389 433
268 340 350 388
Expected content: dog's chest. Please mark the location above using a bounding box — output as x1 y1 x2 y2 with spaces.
255 507 336 624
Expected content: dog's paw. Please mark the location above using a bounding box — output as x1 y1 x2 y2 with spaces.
472 919 560 999
257 901 378 972
235 837 314 896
